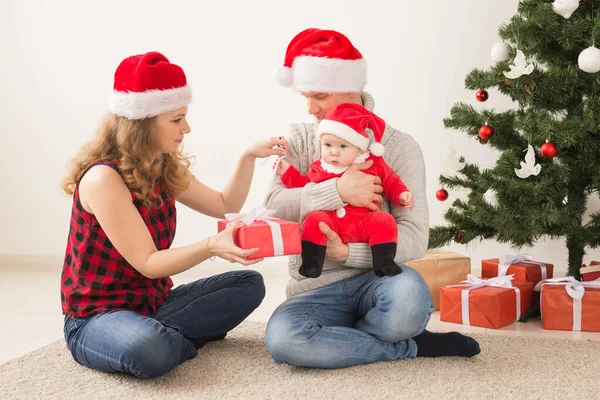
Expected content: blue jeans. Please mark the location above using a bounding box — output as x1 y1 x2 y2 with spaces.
64 270 265 378
264 266 434 368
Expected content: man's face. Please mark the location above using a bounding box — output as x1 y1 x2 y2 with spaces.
301 92 359 122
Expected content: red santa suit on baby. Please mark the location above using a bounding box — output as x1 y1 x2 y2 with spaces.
279 103 410 278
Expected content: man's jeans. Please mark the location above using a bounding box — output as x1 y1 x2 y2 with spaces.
64 270 265 378
265 266 434 368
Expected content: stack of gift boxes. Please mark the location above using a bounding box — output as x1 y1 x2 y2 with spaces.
440 255 600 332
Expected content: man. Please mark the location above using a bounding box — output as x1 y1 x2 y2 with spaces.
264 28 480 368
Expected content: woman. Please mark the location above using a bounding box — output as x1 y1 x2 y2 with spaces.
60 51 287 378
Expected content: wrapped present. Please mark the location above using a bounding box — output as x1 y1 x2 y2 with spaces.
482 254 553 286
535 277 600 332
580 261 600 282
217 207 301 260
440 275 533 329
405 250 471 310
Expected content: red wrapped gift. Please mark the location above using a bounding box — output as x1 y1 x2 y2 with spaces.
440 275 533 329
482 254 553 285
535 277 600 332
217 207 301 260
580 261 600 282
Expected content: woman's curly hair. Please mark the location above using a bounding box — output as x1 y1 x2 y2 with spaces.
62 113 193 208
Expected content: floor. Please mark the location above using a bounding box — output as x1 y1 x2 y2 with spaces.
1 256 599 365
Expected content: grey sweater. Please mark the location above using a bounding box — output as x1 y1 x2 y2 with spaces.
265 92 429 297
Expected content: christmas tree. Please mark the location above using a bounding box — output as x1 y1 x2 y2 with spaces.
428 0 600 279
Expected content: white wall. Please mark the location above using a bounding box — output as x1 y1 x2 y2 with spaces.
1 0 598 274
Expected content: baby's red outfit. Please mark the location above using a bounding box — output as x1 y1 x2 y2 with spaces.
280 154 408 248
280 102 408 278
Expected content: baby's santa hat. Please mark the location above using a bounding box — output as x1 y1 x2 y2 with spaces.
317 103 386 157
276 28 367 93
109 51 192 120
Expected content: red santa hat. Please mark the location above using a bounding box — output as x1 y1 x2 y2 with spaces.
276 28 367 93
317 103 386 157
109 51 192 120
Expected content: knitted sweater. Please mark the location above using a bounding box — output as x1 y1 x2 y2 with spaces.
265 92 429 297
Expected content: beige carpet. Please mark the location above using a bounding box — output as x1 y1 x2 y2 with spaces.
1 322 599 400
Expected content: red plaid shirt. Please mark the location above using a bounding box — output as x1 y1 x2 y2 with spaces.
61 162 175 318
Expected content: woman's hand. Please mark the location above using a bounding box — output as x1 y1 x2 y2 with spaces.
207 221 263 265
243 136 289 159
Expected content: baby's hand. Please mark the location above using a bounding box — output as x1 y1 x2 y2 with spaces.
399 191 414 211
273 159 290 176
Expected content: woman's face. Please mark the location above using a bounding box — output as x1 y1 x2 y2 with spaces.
155 106 191 153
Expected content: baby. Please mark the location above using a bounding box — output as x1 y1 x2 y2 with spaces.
275 103 414 278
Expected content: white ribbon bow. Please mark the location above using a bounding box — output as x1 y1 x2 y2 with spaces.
448 274 521 326
224 206 284 256
498 254 548 280
534 277 600 331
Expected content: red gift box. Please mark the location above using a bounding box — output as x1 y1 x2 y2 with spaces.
217 209 301 260
536 278 600 332
482 255 553 286
580 261 600 282
440 275 533 329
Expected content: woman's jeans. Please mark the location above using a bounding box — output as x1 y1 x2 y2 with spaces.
64 270 265 378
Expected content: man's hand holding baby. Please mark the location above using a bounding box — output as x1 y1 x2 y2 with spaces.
337 161 384 211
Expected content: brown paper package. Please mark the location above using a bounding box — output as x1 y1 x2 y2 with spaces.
405 250 471 310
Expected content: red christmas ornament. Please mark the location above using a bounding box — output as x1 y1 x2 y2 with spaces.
505 77 511 86
436 189 449 201
540 141 557 158
479 124 494 140
475 89 489 102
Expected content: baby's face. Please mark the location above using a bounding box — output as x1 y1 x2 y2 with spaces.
320 134 362 167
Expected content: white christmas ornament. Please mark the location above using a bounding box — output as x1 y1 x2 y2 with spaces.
504 50 534 79
515 144 541 179
442 146 466 172
483 189 499 207
491 41 511 62
563 196 568 205
552 0 579 19
578 46 600 73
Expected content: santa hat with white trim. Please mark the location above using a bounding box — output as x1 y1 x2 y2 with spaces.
109 51 192 120
317 103 386 157
276 28 367 93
